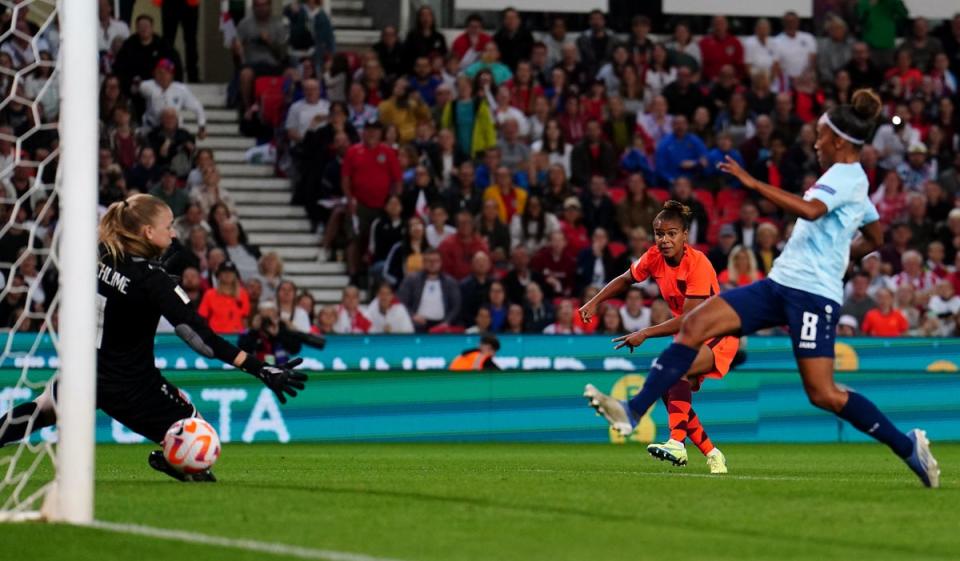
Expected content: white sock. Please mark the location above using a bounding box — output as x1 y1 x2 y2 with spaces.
667 439 684 448
707 448 722 457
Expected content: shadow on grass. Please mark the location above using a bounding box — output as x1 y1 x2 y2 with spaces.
100 478 956 560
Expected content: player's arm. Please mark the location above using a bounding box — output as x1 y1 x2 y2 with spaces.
851 204 883 261
718 156 828 221
144 269 307 403
612 296 704 351
579 270 633 323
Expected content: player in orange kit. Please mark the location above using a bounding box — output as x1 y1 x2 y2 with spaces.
580 201 738 474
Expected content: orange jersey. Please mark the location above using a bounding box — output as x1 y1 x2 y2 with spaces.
629 244 719 317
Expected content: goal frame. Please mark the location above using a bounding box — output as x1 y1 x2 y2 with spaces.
42 0 98 524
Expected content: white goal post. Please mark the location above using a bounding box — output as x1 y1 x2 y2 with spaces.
47 0 98 524
0 0 97 524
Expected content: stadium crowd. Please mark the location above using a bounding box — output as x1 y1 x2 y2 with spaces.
262 4 960 339
1 1 960 343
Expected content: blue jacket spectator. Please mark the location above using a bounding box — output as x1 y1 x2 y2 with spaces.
476 163 528 190
706 133 747 187
620 146 656 187
408 56 442 106
654 115 708 184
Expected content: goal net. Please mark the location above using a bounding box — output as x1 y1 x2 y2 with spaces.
0 0 97 523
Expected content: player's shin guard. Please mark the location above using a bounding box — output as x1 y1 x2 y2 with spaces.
0 402 39 447
663 379 692 443
837 391 913 458
686 409 715 456
628 343 699 419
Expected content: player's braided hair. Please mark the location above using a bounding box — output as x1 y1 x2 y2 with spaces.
99 194 170 262
657 200 694 230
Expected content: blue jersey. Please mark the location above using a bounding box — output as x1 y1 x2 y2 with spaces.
768 163 879 304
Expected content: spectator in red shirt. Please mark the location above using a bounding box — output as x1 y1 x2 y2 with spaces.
871 169 908 225
197 261 251 334
884 49 924 100
438 210 489 280
557 96 588 144
862 288 910 336
699 15 745 82
532 231 576 297
559 196 590 255
507 60 545 115
341 121 402 233
450 14 491 69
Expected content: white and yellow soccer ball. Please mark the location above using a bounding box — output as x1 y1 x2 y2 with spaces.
163 418 221 474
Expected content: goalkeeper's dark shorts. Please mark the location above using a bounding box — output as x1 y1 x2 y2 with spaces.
96 374 197 444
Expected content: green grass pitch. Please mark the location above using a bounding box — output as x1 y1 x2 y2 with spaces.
3 442 958 561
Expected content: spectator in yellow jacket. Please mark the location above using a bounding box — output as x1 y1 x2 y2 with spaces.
483 165 528 223
377 77 431 143
440 75 497 159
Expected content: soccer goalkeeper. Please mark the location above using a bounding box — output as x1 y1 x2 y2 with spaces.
0 194 307 481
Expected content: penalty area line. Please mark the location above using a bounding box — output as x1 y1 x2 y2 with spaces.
88 520 412 561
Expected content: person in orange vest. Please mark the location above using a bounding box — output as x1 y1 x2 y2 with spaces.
449 334 501 371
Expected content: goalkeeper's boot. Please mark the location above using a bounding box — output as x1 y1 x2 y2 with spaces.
646 439 688 466
584 384 638 437
904 429 940 488
706 448 728 474
148 450 217 483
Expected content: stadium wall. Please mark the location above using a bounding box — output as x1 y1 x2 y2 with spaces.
3 366 959 445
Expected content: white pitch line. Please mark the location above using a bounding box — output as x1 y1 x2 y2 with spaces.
88 520 411 561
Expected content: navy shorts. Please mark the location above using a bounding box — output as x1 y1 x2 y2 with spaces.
719 278 840 359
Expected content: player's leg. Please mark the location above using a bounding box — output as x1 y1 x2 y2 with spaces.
689 336 739 473
647 380 692 466
100 376 216 482
587 281 779 439
784 284 939 488
0 383 57 447
586 293 753 437
645 347 714 465
623 296 743 424
797 357 939 487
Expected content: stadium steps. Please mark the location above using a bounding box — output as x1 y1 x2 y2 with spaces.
235 205 306 218
329 0 374 31
211 150 245 163
218 163 274 177
332 0 364 10
221 177 289 190
248 232 319 246
185 82 351 305
231 191 291 205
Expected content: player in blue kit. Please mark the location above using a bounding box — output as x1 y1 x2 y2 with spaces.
588 89 940 487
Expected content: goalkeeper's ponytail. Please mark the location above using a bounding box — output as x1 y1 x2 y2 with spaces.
99 194 170 263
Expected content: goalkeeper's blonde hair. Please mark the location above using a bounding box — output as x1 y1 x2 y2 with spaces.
99 194 170 262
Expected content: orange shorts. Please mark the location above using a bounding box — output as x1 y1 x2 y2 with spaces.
691 335 740 390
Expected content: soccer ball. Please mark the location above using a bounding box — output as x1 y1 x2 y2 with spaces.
163 418 221 474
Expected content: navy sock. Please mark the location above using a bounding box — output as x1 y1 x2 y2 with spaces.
627 343 699 419
837 392 913 458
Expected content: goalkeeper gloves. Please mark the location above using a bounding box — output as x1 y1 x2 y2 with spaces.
241 356 308 404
